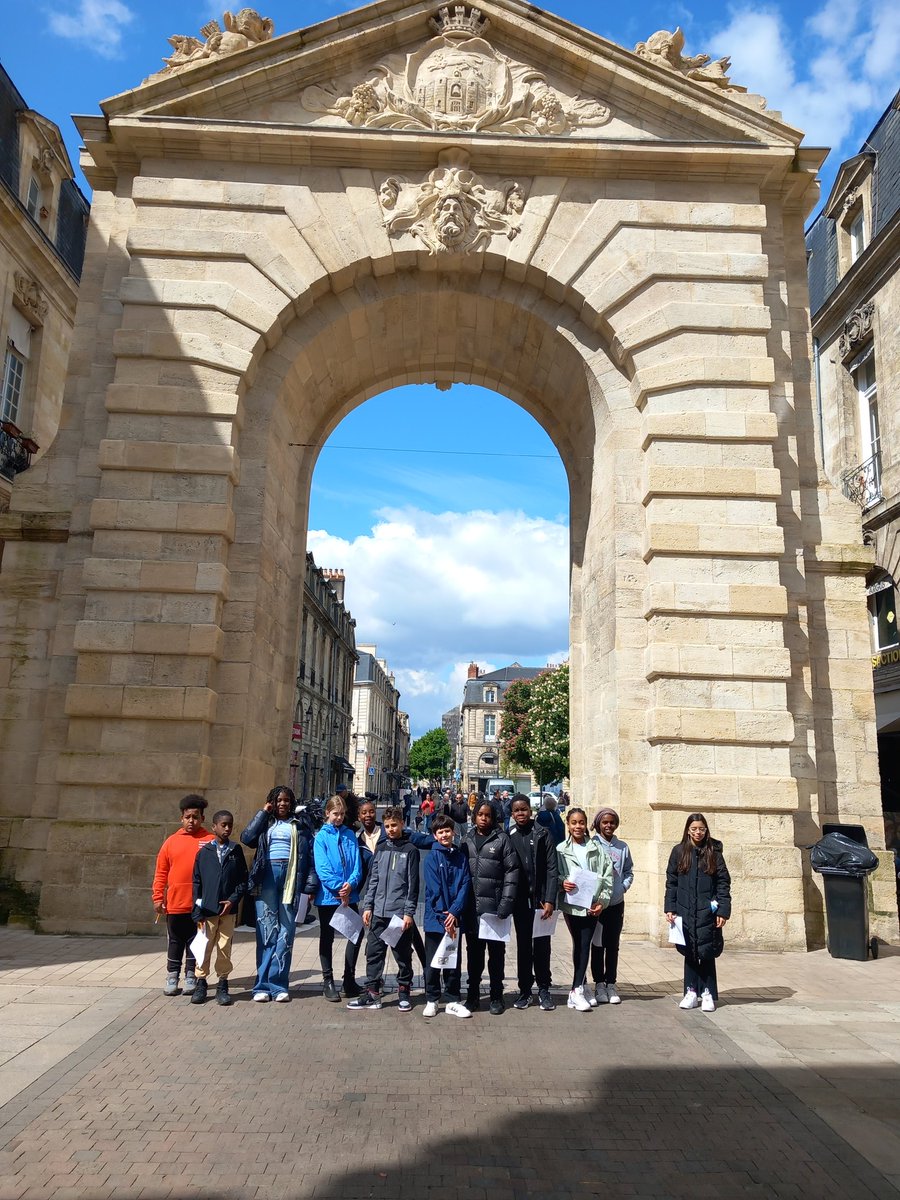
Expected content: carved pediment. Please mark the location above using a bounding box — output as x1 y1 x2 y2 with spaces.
839 301 875 361
301 9 611 136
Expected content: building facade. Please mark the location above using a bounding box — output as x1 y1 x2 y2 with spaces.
351 644 404 800
291 558 356 801
442 705 461 779
0 66 88 509
459 662 542 794
806 87 900 854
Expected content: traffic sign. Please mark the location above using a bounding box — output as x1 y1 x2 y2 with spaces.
368 766 375 775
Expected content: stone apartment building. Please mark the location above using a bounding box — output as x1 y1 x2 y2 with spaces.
351 644 406 800
0 65 88 510
442 705 461 777
459 662 543 794
291 557 356 801
806 87 900 844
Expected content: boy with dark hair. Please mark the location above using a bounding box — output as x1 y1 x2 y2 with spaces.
423 814 471 1019
348 805 420 1012
190 810 249 1006
508 794 559 1012
152 795 214 996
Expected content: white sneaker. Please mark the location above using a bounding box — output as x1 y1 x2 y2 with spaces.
595 983 609 1004
700 990 716 1012
606 984 621 1005
423 1000 438 1018
274 992 290 1003
679 989 698 1010
583 983 597 1007
252 992 270 1003
567 987 592 1012
445 1001 472 1019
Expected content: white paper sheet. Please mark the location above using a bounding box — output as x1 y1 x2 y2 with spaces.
429 931 459 969
329 905 364 944
532 908 559 938
591 921 603 947
189 926 209 964
478 914 512 943
667 915 686 946
566 868 599 910
379 914 406 947
294 894 310 926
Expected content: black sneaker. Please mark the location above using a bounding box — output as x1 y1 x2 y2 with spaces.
464 996 481 1013
323 980 340 1003
343 978 363 998
489 998 506 1016
347 991 382 1010
538 988 556 1012
512 992 533 1010
216 979 233 1007
190 978 208 1005
397 989 412 1012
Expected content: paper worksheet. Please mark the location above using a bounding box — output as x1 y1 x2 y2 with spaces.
532 908 559 938
479 914 512 943
189 926 209 964
591 921 603 947
667 915 686 946
329 906 364 944
430 931 459 969
379 914 406 947
294 894 310 926
566 868 599 910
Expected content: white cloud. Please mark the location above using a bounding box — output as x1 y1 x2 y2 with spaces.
47 0 135 59
706 0 900 155
308 508 568 736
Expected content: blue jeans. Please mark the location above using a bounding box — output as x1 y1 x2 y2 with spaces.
254 861 297 996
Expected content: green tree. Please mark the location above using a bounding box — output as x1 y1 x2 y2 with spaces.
408 727 452 783
500 663 569 787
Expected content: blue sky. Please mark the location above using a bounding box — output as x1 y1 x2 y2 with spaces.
4 0 899 736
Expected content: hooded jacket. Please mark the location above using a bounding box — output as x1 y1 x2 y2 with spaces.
357 823 388 885
240 809 318 905
508 819 559 909
152 827 215 914
423 840 471 934
192 839 249 919
556 836 613 916
592 833 634 907
363 833 420 919
313 821 363 907
463 826 519 923
664 840 731 960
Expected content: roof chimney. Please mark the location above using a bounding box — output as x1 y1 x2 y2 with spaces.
322 568 345 603
467 662 480 679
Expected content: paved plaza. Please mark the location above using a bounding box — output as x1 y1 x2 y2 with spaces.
0 924 898 1199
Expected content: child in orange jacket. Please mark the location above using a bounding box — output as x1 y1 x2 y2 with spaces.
152 795 214 996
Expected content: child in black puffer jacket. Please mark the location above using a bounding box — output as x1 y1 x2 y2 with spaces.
461 799 518 1016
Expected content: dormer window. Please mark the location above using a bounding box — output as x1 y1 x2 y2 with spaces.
849 209 866 263
822 151 875 278
26 177 41 220
483 687 496 704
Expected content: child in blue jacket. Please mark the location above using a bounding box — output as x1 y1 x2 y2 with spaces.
313 794 363 1003
422 814 472 1019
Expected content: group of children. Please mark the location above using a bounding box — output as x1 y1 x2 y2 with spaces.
152 790 730 1015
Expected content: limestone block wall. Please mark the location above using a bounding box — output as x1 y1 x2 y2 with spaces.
0 131 890 942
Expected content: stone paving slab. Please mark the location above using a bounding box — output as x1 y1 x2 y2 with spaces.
0 928 898 1198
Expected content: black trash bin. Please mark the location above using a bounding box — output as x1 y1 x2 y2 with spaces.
810 824 879 961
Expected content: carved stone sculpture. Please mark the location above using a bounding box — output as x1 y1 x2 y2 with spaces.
303 5 610 135
634 28 746 94
378 149 525 255
13 273 47 323
159 8 274 73
839 301 875 360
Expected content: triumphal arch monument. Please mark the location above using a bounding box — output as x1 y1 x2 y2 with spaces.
0 2 894 943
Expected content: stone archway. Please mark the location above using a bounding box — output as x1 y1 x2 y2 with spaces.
0 0 894 942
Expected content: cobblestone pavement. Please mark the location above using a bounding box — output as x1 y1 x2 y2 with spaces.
0 925 898 1199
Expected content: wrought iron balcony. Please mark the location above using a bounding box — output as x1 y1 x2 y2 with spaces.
0 422 37 483
841 452 882 511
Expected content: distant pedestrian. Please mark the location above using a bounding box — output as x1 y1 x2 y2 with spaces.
190 810 248 1006
422 814 471 1019
314 795 363 1002
508 795 559 1012
420 793 436 834
449 792 469 835
461 800 518 1016
557 807 612 1012
240 785 317 1003
152 795 215 997
589 808 634 1006
536 794 565 845
348 807 419 1012
665 813 731 1013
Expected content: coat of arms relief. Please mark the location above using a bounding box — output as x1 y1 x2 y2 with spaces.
301 5 612 136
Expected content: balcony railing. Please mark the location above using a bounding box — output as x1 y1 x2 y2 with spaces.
841 452 882 511
0 422 37 483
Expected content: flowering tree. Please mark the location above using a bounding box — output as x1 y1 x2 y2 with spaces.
500 663 569 787
408 727 451 783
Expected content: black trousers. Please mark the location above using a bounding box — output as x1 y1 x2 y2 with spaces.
317 904 362 983
591 901 625 984
563 912 597 990
365 916 413 992
424 929 463 1002
513 905 552 993
465 935 505 1003
679 947 719 1000
166 912 197 974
